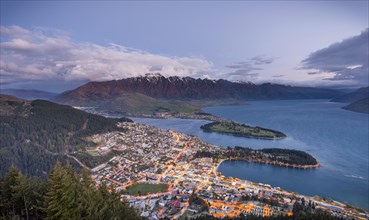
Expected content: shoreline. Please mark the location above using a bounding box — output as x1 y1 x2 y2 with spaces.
130 114 287 140
83 105 367 211
202 129 286 140
217 159 320 170
215 159 226 173
213 160 364 214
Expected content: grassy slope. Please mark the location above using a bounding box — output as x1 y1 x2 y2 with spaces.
96 93 200 115
98 93 246 115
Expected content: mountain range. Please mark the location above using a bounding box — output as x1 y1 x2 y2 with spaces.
330 86 369 103
342 98 369 114
330 86 369 114
0 88 58 100
54 74 341 115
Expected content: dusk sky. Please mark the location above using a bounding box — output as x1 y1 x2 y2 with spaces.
1 1 368 92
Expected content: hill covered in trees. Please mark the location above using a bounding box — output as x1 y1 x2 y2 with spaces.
0 164 140 219
195 147 318 166
200 121 286 139
0 94 132 178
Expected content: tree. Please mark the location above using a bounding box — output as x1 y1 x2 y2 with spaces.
80 169 94 219
0 165 21 218
11 174 31 220
43 161 81 220
0 165 46 219
46 162 140 220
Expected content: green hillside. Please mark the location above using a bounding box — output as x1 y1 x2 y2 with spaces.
97 93 200 115
0 94 131 178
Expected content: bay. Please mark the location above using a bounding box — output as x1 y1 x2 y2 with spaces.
131 99 369 210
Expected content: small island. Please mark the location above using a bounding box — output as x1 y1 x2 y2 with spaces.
200 120 286 140
195 146 319 168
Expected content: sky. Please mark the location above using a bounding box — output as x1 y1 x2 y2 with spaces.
0 1 368 92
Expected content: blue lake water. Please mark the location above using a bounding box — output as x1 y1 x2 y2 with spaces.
131 99 369 210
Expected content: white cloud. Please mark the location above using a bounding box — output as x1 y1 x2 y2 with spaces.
0 26 30 37
0 26 215 84
346 64 362 70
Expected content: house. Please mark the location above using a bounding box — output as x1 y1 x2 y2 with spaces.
170 199 181 208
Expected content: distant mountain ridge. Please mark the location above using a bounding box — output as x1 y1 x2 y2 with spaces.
0 88 58 100
55 74 341 106
330 86 369 114
330 86 369 103
342 98 369 114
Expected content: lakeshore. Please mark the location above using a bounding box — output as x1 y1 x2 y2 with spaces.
217 159 320 170
76 106 288 140
195 147 319 167
131 99 369 211
85 121 368 219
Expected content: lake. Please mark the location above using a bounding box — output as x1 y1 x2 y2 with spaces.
131 99 369 210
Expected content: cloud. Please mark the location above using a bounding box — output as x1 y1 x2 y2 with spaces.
272 75 284 78
0 26 215 84
301 29 369 86
250 56 275 65
0 26 30 37
224 55 276 81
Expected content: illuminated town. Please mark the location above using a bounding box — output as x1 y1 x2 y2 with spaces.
89 122 368 220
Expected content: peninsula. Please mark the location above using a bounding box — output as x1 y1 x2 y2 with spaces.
200 120 286 140
195 147 319 168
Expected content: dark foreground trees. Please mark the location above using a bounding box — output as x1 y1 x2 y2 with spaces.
0 163 140 220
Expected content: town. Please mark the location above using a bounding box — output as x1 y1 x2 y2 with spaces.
88 122 368 220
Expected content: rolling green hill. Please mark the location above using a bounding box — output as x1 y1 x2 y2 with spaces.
96 93 200 115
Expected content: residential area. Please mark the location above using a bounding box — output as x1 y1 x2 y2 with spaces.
88 122 368 220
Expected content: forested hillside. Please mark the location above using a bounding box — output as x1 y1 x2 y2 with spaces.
0 164 140 219
0 95 132 178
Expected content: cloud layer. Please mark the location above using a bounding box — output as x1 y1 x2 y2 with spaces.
301 29 368 86
224 56 276 81
2 25 367 90
0 26 214 84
